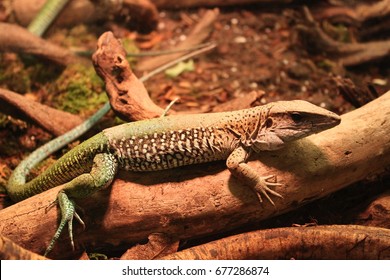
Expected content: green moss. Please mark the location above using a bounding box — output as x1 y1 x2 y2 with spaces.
121 37 140 64
51 64 107 115
0 54 32 93
0 53 63 93
0 113 8 128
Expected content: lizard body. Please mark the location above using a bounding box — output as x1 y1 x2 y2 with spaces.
7 100 340 255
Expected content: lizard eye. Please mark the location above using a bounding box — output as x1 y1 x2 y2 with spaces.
265 118 273 128
290 112 303 123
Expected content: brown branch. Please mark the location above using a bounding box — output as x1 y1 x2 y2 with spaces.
0 234 48 260
11 0 158 33
136 8 219 72
314 0 390 23
160 225 390 260
0 88 83 136
297 7 390 66
355 191 390 229
1 90 389 259
0 23 77 66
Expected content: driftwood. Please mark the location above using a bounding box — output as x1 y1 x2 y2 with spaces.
0 88 82 136
1 89 389 259
92 31 166 121
160 225 390 260
0 22 77 66
10 0 158 33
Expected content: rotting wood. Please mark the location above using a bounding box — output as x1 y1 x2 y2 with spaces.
1 90 389 259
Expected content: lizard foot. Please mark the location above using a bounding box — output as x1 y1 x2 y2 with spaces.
44 191 85 256
252 175 283 206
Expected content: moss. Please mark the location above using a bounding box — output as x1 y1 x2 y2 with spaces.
0 54 32 93
51 64 107 115
0 53 63 94
0 113 8 128
121 37 140 64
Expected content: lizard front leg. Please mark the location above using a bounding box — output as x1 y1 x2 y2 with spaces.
45 153 118 256
226 146 283 205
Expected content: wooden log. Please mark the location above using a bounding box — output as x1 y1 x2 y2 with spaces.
1 90 389 259
0 22 77 66
0 88 82 136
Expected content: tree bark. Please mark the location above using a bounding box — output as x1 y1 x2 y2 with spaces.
1 91 389 259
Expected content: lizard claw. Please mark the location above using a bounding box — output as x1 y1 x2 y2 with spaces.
44 191 84 256
253 175 283 206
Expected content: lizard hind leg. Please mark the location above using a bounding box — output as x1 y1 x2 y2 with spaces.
44 191 84 256
44 153 118 256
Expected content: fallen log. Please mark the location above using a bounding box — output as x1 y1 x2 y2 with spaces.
1 90 389 259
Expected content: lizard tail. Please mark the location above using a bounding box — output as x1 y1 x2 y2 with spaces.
27 0 70 37
7 103 110 201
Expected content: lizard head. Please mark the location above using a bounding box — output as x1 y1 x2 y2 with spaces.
251 100 341 152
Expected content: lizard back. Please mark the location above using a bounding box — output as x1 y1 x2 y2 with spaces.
103 107 266 171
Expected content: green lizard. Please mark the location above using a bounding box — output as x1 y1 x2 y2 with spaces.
6 100 341 256
27 0 70 37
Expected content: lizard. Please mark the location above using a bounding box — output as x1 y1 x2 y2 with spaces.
6 100 341 256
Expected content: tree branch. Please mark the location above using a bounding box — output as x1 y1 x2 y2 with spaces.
1 90 389 259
